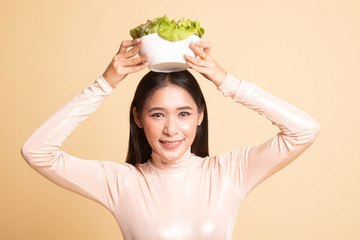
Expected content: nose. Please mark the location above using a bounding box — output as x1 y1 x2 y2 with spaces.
163 116 178 136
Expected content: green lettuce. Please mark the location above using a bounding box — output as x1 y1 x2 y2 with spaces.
130 15 205 41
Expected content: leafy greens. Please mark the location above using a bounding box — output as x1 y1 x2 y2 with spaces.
130 15 205 41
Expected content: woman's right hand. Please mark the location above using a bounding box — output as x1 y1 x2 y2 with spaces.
102 39 148 89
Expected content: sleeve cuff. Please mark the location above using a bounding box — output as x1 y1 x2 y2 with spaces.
96 76 114 95
217 73 243 97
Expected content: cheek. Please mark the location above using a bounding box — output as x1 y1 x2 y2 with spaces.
142 119 161 140
181 119 199 136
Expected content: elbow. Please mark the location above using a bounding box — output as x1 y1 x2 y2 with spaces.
21 139 60 168
21 140 46 167
303 121 320 145
311 121 320 140
21 140 35 166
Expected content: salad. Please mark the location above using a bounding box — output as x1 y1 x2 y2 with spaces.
130 15 205 41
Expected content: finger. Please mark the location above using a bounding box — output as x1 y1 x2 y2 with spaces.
186 60 208 74
118 39 140 54
184 54 209 67
196 41 211 53
122 40 144 59
123 62 149 75
123 54 148 67
189 42 207 59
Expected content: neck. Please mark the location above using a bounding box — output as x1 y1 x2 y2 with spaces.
149 148 193 173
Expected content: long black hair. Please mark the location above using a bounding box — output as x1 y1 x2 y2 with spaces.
126 70 209 166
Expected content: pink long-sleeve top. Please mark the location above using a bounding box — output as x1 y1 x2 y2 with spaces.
21 73 320 240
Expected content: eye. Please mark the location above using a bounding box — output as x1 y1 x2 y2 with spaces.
151 113 164 118
179 112 191 117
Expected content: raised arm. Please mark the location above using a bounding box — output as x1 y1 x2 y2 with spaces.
185 42 320 199
21 40 148 210
217 74 320 199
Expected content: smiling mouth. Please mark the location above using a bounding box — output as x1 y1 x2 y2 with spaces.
159 139 184 149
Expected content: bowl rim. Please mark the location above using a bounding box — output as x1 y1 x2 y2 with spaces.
139 33 201 42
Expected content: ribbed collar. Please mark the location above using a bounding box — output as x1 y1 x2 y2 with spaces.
148 148 194 174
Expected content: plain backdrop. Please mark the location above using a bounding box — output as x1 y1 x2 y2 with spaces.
1 0 359 239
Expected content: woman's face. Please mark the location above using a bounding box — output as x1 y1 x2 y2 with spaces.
135 84 204 162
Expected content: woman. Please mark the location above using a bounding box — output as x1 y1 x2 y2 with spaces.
21 39 320 239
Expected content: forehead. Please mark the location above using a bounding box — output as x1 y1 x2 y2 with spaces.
145 85 197 109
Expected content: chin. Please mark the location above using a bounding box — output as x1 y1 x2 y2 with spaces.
160 151 185 161
156 145 190 161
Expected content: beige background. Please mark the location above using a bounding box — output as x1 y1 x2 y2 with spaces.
1 0 359 239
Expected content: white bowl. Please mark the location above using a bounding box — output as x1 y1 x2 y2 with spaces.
139 33 200 72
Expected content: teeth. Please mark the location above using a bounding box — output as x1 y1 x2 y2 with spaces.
161 140 181 145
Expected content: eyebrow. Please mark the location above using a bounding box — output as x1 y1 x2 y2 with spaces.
148 106 194 112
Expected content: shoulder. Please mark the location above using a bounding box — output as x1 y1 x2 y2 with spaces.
99 160 141 176
209 147 250 161
193 147 252 169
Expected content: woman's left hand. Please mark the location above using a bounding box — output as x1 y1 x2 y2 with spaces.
184 41 227 87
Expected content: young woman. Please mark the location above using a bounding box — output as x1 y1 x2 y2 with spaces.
21 39 320 239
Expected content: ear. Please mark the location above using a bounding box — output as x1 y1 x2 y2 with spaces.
133 107 143 128
197 109 204 126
